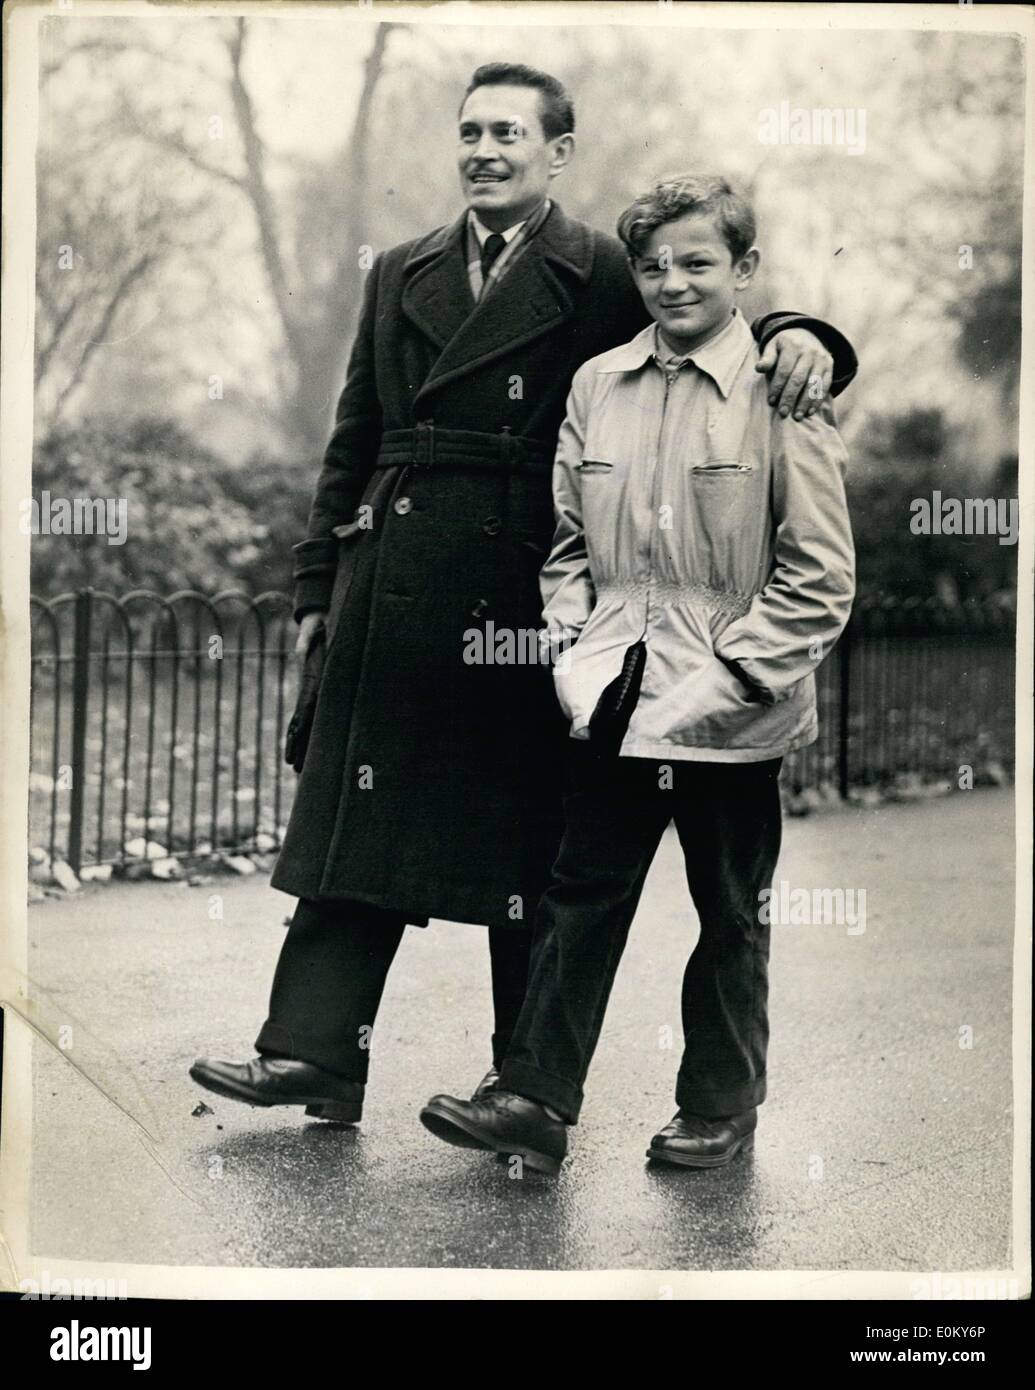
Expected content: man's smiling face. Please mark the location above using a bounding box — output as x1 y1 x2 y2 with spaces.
457 83 571 230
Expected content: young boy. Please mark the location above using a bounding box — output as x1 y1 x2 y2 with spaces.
421 174 856 1175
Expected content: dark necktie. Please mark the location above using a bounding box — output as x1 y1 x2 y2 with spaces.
480 232 506 283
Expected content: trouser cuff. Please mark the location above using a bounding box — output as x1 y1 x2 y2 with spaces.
255 1020 368 1085
491 1031 514 1071
675 1073 766 1118
497 1059 582 1124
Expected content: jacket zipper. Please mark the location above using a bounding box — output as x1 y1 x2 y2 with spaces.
641 367 679 644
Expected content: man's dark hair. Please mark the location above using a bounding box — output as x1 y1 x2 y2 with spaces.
617 173 757 262
460 63 575 140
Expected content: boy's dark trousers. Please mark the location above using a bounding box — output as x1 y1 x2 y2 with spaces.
497 746 784 1124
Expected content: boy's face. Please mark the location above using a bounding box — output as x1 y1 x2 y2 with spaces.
631 212 759 354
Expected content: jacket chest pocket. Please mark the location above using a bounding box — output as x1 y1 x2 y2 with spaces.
687 458 758 518
684 458 765 573
576 458 622 533
690 398 758 479
690 458 753 476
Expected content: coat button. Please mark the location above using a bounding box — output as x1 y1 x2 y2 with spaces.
482 516 502 536
394 496 413 516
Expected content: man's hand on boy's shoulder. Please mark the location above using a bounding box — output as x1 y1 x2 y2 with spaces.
755 328 834 421
769 391 840 433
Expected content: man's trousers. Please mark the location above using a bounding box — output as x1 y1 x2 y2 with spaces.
255 898 533 1084
498 749 784 1124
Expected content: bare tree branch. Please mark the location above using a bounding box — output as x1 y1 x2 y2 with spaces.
40 35 225 87
281 22 397 446
114 94 249 193
329 23 395 304
35 293 80 388
37 17 397 448
49 252 157 424
225 18 308 372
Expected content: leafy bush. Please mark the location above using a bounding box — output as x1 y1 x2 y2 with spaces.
847 408 1018 604
30 416 311 597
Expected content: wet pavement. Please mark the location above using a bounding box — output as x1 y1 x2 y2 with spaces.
21 789 1016 1276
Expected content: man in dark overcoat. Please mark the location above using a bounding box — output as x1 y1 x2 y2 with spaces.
191 63 857 1125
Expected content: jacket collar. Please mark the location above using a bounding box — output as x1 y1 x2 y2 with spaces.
401 203 594 397
597 308 755 399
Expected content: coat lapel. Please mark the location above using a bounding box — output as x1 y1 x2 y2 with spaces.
401 203 594 403
400 211 474 352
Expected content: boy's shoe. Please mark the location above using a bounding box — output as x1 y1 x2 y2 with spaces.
420 1091 567 1175
189 1055 364 1123
646 1107 757 1168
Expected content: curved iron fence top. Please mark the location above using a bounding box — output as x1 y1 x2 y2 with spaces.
30 588 296 642
31 588 294 609
28 597 63 649
29 587 1016 651
207 589 293 641
31 587 1013 615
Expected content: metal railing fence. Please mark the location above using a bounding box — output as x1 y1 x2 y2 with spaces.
28 590 1015 874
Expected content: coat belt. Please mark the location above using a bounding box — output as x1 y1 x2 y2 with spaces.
375 423 553 474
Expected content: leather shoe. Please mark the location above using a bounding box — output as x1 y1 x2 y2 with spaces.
420 1091 566 1175
189 1055 363 1123
647 1107 757 1168
470 1066 500 1100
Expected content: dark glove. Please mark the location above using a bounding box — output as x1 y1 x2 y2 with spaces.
284 625 326 773
588 640 647 755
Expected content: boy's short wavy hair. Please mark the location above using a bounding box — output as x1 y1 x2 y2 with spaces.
617 174 757 262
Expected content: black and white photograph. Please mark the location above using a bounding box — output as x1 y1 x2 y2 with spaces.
0 0 1030 1314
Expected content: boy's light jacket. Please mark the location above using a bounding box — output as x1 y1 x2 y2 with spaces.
542 309 856 762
